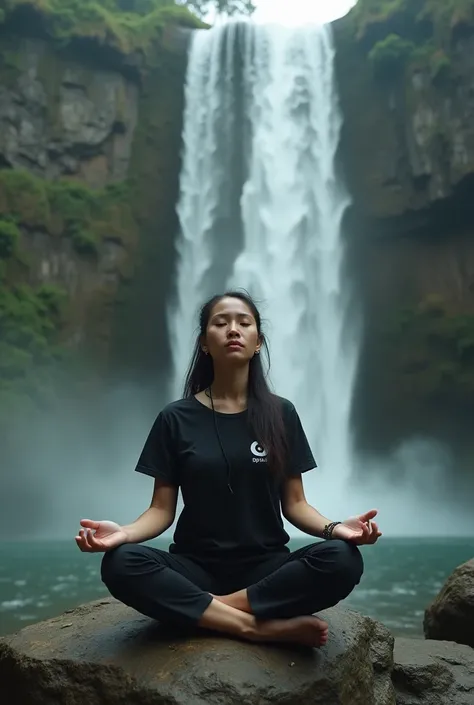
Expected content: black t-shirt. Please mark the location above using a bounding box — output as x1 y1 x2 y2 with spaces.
135 395 316 560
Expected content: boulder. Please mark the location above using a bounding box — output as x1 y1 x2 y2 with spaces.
0 597 396 705
424 559 474 648
392 637 474 705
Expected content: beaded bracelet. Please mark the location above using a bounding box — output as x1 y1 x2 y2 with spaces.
323 521 342 540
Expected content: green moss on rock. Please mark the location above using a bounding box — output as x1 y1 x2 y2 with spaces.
384 294 474 406
0 219 20 258
0 169 138 254
0 1 196 415
350 0 474 82
0 0 204 62
368 33 415 77
0 168 141 414
0 282 69 423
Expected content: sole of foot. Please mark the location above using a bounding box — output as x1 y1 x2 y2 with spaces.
269 614 329 648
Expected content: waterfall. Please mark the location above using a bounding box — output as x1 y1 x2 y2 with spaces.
169 21 359 506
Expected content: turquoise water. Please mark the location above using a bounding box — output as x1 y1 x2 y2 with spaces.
0 537 472 638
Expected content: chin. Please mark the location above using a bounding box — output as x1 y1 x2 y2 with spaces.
224 346 246 354
221 349 250 363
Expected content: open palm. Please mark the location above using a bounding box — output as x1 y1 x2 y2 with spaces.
75 519 128 553
333 509 382 545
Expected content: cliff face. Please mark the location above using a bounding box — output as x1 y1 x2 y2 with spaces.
333 0 474 459
0 36 139 347
0 1 201 420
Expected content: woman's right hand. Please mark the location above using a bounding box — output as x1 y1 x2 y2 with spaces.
75 519 128 553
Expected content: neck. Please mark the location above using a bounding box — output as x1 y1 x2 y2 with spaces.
210 365 249 401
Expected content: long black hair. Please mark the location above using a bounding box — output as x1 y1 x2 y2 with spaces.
183 291 288 480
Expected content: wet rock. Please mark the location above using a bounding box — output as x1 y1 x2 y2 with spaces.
0 38 138 188
424 559 474 648
0 598 396 705
392 637 474 705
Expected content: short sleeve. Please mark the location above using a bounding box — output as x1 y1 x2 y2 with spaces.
283 400 317 477
134 411 179 486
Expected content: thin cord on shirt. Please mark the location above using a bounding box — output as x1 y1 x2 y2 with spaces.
207 386 234 495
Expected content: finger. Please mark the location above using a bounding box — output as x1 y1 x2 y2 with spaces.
87 529 102 551
85 528 102 551
359 509 378 522
80 528 95 550
75 533 91 552
369 522 381 543
80 529 94 551
372 522 383 537
80 519 100 530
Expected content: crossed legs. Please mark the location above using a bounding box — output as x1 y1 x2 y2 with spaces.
101 540 363 648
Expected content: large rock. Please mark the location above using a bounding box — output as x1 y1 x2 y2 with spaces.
424 559 474 648
392 637 474 705
0 597 396 705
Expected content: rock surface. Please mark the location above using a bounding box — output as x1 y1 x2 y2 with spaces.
392 637 474 705
333 23 474 225
331 7 474 461
0 37 138 188
0 598 396 705
424 559 474 649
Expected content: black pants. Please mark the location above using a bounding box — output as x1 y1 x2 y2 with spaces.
101 539 363 626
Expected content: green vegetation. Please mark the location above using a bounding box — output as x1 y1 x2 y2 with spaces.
352 0 474 41
0 0 204 60
351 0 474 81
0 169 137 257
0 282 69 423
385 294 474 406
0 0 202 417
351 0 415 40
0 218 20 258
0 168 139 417
368 33 415 76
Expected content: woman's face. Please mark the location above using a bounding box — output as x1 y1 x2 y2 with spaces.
202 297 261 365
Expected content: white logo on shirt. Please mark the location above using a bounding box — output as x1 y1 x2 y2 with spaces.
251 441 268 463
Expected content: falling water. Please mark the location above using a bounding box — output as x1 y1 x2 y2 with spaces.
169 21 358 501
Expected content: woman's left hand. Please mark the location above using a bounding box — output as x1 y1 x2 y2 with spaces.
332 509 382 545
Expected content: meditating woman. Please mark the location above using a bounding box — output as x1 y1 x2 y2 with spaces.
76 291 381 648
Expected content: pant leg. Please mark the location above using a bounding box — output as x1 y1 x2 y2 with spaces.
101 544 216 626
246 540 364 620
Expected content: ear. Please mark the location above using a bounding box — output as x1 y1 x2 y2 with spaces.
200 335 208 355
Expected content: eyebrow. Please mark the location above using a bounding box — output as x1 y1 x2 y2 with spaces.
212 312 253 319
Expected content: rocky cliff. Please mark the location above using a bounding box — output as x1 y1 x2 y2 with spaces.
333 0 474 462
0 0 202 424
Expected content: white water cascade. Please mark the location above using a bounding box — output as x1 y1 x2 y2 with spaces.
169 21 360 509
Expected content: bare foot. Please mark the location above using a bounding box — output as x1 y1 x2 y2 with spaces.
199 597 329 648
255 615 329 648
211 595 329 648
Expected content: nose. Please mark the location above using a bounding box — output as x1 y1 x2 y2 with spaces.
228 321 240 337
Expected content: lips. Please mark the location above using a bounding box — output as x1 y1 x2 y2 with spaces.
226 341 244 349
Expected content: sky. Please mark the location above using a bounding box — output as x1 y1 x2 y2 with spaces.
204 0 358 25
252 0 358 25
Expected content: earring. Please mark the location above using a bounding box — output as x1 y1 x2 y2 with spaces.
255 350 260 355
203 349 208 355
